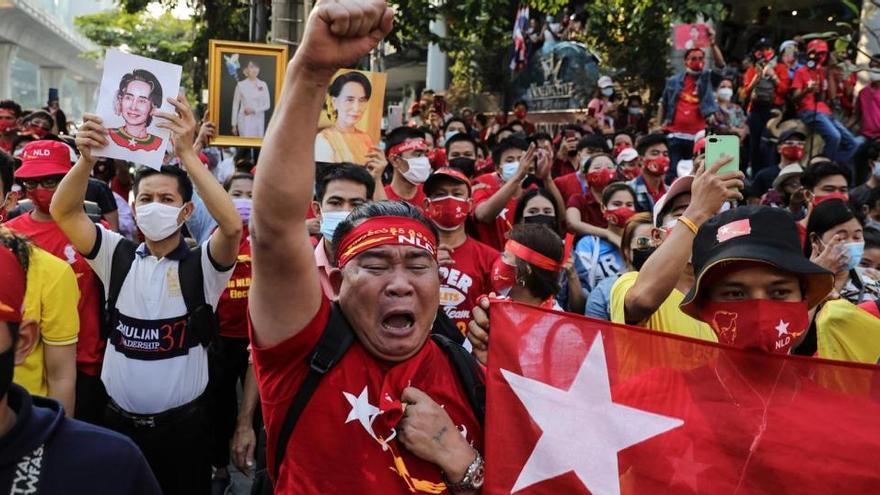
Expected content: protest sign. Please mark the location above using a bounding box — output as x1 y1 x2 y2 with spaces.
93 49 182 170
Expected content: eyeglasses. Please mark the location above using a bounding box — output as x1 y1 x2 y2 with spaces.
20 176 62 190
633 236 652 249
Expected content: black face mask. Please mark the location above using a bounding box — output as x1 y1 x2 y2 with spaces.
448 157 476 178
523 214 558 233
631 247 656 271
0 344 14 401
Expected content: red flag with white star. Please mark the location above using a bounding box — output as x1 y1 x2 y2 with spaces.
485 301 880 494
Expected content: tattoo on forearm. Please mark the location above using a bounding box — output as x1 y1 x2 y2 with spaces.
433 426 448 444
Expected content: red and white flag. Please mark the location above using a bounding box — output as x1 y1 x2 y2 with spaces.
485 301 880 494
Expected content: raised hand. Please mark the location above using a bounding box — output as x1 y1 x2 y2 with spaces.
154 95 199 157
74 114 108 163
297 0 394 80
684 155 744 225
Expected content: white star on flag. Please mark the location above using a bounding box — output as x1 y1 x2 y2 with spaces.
775 319 790 338
501 332 684 494
343 386 381 440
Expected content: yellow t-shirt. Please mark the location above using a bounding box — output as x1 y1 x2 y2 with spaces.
13 247 80 397
817 299 880 365
610 271 717 343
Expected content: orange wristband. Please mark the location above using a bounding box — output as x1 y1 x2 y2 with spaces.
677 216 699 235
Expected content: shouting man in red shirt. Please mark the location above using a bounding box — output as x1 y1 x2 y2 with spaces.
250 2 485 493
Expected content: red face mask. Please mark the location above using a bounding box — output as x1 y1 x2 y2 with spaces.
686 58 705 72
0 120 16 134
490 256 517 295
612 143 629 158
514 109 527 120
603 206 636 228
643 156 670 176
699 299 810 354
28 188 55 213
621 165 641 181
763 49 775 62
26 125 49 139
425 196 469 230
586 168 616 192
811 191 849 207
780 144 804 161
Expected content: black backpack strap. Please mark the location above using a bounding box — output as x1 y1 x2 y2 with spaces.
178 246 220 346
431 308 465 345
431 334 486 426
102 239 137 340
272 303 355 481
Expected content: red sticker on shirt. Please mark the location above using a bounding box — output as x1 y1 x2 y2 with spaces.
716 218 751 243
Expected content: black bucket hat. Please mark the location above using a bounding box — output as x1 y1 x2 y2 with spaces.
680 205 834 318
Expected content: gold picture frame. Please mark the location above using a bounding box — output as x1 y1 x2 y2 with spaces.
207 40 288 147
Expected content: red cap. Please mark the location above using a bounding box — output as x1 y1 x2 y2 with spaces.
807 39 829 54
0 244 26 322
15 140 72 179
424 167 471 195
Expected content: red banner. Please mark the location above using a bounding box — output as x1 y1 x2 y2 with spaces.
485 301 880 494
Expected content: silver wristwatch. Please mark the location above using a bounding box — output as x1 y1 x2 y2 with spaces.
443 450 484 493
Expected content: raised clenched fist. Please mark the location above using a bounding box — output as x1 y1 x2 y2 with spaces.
297 0 394 79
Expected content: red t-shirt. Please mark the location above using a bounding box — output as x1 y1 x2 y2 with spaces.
216 228 251 339
551 158 576 179
565 192 608 229
669 74 705 134
384 184 426 211
110 176 131 201
743 64 792 110
554 172 586 203
792 66 831 115
857 84 880 139
5 213 105 375
440 237 499 334
472 174 516 250
251 297 483 493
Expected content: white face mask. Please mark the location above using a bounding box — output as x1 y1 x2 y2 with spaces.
136 202 184 242
401 156 431 184
501 161 520 182
872 161 880 179
717 88 734 101
445 130 459 142
320 210 350 240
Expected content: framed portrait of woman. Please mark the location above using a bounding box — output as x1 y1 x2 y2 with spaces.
208 40 288 147
315 69 387 165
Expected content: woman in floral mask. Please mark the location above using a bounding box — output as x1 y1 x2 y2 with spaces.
573 182 636 292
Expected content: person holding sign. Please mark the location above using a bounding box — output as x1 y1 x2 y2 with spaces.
50 94 242 495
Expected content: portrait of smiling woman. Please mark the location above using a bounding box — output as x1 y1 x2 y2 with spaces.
315 70 386 165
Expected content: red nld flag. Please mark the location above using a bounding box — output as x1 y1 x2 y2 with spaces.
485 301 880 494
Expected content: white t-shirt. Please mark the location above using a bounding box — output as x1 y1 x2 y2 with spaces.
86 225 234 414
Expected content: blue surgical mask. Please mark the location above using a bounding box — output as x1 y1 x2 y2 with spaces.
845 241 865 271
501 161 520 182
628 107 642 115
872 161 880 179
601 87 614 97
320 210 351 240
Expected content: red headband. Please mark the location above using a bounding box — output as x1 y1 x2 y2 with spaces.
0 245 26 322
504 233 574 272
336 216 438 267
387 138 427 157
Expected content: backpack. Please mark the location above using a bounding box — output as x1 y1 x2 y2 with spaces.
753 76 777 107
252 303 485 494
100 239 220 347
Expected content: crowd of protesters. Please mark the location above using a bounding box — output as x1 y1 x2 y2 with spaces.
0 0 879 493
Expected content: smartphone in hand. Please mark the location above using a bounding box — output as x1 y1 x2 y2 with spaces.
705 134 740 176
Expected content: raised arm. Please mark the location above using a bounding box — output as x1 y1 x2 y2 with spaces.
250 0 393 347
155 95 242 268
50 115 105 256
623 157 742 324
